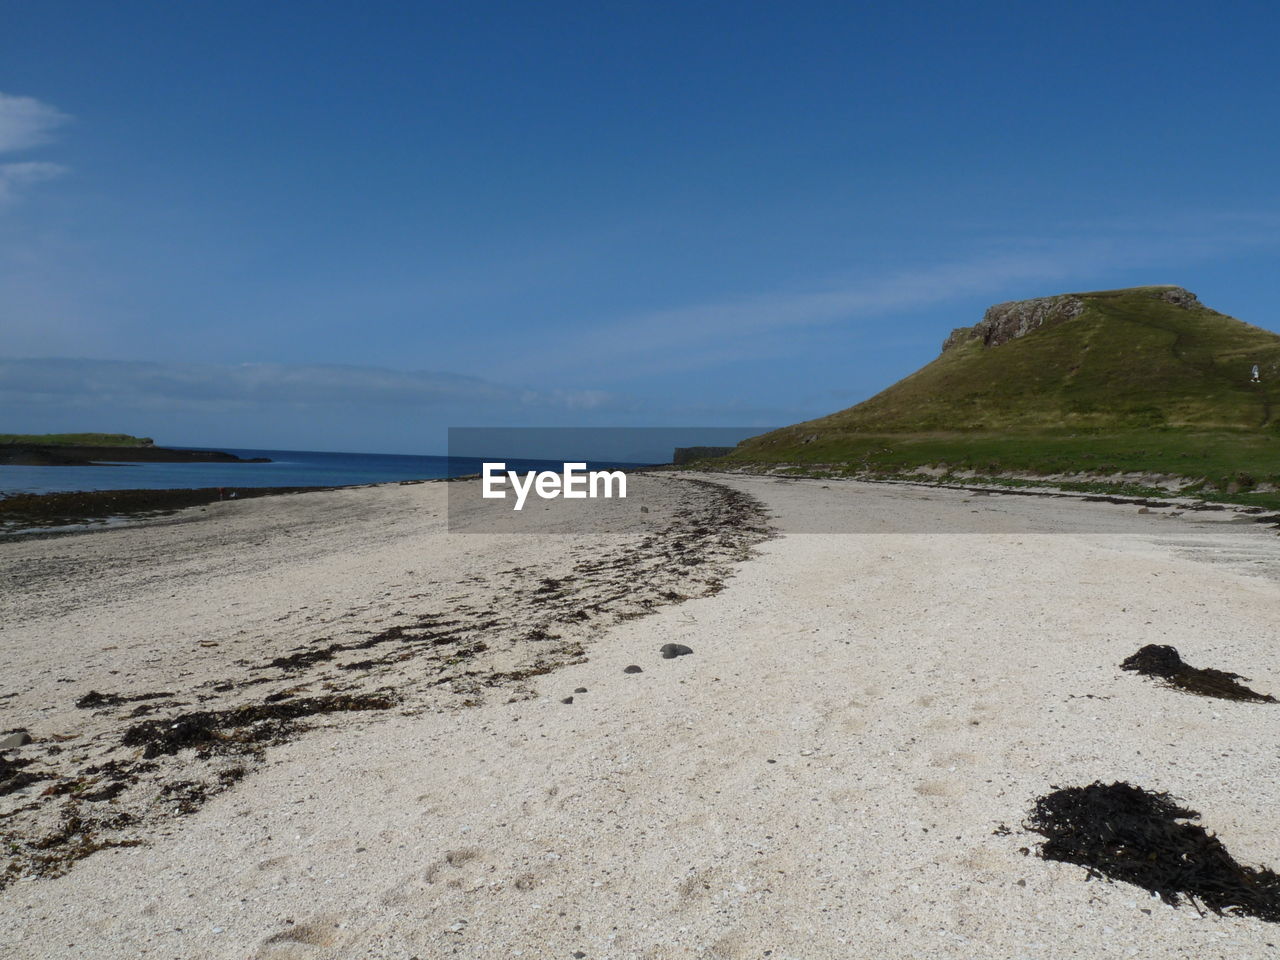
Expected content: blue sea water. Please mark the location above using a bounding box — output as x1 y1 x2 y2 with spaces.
0 447 646 496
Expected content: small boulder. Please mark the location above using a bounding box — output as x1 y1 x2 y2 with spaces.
660 643 693 659
0 731 33 750
623 665 643 674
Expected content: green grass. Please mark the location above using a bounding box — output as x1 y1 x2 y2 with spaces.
0 432 154 447
724 287 1280 509
719 430 1280 509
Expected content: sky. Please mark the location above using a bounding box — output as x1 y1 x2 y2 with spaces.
2 0 1278 454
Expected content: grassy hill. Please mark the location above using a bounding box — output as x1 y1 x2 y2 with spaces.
728 286 1280 507
0 432 154 447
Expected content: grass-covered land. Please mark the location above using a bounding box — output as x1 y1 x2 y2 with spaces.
720 429 1280 510
0 433 154 447
723 288 1280 510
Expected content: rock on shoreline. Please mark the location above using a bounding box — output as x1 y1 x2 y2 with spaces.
0 443 270 467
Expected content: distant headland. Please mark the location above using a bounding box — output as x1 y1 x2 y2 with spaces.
0 433 270 466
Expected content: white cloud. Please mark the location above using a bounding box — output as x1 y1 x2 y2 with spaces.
0 357 621 414
0 161 67 203
494 222 1280 381
0 93 69 153
492 250 1078 380
0 93 70 205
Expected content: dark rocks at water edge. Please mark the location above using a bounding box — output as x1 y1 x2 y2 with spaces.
623 665 643 674
660 643 693 659
0 486 329 534
0 442 270 466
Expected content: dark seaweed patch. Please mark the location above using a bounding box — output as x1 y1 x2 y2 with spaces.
258 644 341 671
3 812 143 888
0 750 57 795
1027 781 1280 921
80 780 129 802
121 693 397 758
75 689 174 709
160 780 210 815
1121 644 1276 703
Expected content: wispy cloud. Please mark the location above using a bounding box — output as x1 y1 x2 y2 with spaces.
0 161 67 204
493 251 1073 380
498 221 1280 380
0 357 619 414
0 93 70 205
0 93 68 152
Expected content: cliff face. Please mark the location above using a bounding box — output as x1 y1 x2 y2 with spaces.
941 286 1203 354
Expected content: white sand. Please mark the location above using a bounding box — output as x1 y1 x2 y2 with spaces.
3 475 1280 958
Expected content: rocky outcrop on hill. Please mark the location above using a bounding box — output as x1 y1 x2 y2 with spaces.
941 286 1203 354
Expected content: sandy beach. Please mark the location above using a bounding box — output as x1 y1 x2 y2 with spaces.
3 474 1280 959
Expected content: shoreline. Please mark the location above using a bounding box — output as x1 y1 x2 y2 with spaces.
3 475 1280 957
0 442 270 467
0 485 337 541
695 467 1280 533
0 475 771 895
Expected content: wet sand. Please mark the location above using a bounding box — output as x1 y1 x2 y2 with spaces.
3 475 1280 958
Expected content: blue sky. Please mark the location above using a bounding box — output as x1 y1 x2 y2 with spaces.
2 1 1278 453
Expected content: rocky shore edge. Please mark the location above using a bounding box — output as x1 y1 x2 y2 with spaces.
0 443 270 467
0 486 330 539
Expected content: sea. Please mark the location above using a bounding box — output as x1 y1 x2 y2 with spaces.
0 447 648 497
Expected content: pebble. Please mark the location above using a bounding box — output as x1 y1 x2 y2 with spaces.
574 687 587 693
0 731 32 749
660 643 693 659
623 665 643 674
561 696 574 704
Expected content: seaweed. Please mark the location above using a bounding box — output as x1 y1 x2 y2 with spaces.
1027 781 1280 921
3 812 143 887
121 693 397 758
80 780 129 802
0 751 55 796
258 645 341 671
1121 644 1276 703
160 780 209 815
1 476 773 889
75 689 174 709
